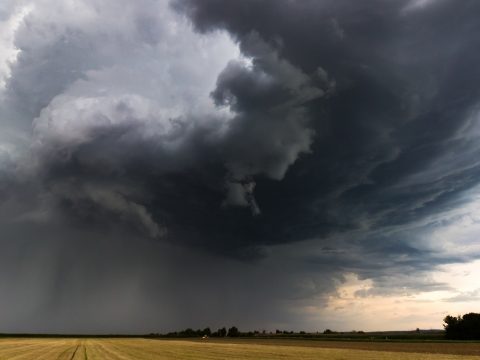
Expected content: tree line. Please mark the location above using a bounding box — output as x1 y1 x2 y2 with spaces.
147 313 480 340
153 326 240 338
444 313 480 340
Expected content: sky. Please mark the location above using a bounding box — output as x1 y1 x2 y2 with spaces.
0 0 480 334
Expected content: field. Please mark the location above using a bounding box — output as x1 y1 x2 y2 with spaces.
1 338 480 359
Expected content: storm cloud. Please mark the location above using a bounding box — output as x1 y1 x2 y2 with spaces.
0 0 480 332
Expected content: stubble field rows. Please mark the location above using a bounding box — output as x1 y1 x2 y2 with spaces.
1 338 480 360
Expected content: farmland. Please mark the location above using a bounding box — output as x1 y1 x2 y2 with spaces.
1 338 480 360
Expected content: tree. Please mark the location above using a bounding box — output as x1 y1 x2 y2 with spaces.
218 327 227 337
444 313 480 340
227 326 240 337
182 328 195 337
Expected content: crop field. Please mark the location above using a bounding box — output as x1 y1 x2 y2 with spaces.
1 338 480 360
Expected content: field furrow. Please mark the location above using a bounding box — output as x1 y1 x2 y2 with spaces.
1 338 480 359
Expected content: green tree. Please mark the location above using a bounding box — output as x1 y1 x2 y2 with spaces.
227 326 240 337
444 313 480 339
218 327 227 337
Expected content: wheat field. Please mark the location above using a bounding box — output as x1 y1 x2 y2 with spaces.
1 338 480 360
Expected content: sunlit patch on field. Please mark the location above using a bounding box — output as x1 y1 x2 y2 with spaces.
1 338 480 360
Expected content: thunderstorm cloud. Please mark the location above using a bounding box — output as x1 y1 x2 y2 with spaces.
1 0 480 333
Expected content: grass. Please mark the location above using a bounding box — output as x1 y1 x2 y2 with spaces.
1 338 480 359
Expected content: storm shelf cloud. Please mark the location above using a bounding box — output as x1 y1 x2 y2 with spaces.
1 0 480 333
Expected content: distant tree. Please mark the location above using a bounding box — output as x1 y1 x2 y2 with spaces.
227 326 240 337
182 328 195 337
203 327 211 336
444 313 480 340
219 327 227 337
323 329 334 334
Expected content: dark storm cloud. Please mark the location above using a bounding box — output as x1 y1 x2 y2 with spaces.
170 0 480 295
173 0 480 243
8 0 479 259
1 0 480 332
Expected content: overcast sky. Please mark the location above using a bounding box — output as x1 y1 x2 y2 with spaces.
1 0 480 334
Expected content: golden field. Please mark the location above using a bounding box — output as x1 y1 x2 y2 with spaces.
1 338 480 360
